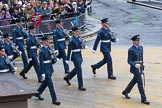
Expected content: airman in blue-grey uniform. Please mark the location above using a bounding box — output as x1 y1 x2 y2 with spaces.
19 25 42 82
3 33 20 61
63 27 86 91
2 33 20 73
91 18 116 80
0 46 13 73
122 35 150 105
53 20 69 74
12 18 28 68
35 37 61 106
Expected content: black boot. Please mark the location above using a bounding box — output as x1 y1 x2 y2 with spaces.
35 94 44 100
78 87 86 91
63 77 71 85
122 91 131 99
141 100 150 105
19 73 27 79
108 75 116 80
52 101 61 105
65 71 70 74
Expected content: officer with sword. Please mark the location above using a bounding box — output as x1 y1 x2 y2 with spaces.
122 35 150 105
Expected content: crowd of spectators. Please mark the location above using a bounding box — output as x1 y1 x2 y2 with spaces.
0 0 88 26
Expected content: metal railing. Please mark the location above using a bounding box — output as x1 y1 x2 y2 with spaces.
0 13 86 37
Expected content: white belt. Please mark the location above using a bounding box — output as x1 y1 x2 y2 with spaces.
31 46 37 49
72 49 81 52
135 61 142 63
101 40 110 42
16 37 23 39
43 60 51 63
57 38 65 41
8 55 13 59
0 69 9 72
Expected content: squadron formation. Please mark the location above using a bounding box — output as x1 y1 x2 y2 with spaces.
0 18 150 106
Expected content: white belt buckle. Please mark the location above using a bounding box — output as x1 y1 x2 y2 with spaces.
57 38 65 41
16 37 23 40
72 49 81 52
31 46 37 49
101 40 110 42
43 60 51 63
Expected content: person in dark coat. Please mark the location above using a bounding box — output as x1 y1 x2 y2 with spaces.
12 18 28 68
122 35 150 105
19 25 42 82
35 36 61 106
63 27 86 91
91 18 117 80
53 20 69 74
2 33 20 73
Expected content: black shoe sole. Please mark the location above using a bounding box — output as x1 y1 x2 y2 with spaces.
19 73 27 79
63 77 71 85
122 92 131 99
53 102 61 105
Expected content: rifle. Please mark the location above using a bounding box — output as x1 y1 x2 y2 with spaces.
40 31 58 63
10 43 21 56
78 36 87 49
109 31 118 43
0 31 21 57
62 27 72 40
34 32 42 48
48 46 58 63
70 22 87 49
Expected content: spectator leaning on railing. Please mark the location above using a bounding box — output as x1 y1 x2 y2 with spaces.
39 1 52 20
23 2 35 22
9 3 18 16
10 7 24 24
51 2 60 19
0 7 11 26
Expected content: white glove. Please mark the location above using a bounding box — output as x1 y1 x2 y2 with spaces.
41 74 45 81
85 46 88 49
14 67 17 71
135 64 141 69
56 58 60 61
54 50 59 56
28 58 32 62
65 60 69 64
19 51 22 55
92 50 96 54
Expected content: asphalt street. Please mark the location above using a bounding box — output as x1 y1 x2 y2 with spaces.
90 0 162 46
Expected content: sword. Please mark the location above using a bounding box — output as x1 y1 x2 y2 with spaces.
143 72 145 91
140 69 145 91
